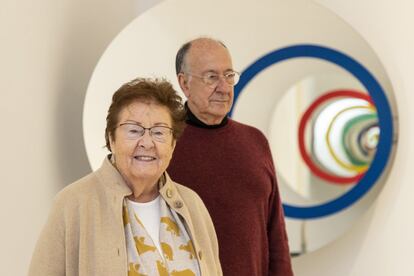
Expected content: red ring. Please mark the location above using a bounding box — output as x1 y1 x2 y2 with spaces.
298 90 373 184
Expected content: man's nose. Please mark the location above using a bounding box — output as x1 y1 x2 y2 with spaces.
215 76 232 92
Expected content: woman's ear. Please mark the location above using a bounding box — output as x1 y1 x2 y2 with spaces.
109 135 116 155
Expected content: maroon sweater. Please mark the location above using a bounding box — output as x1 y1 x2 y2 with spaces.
167 114 293 276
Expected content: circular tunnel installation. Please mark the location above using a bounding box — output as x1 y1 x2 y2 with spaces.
298 89 376 184
231 44 394 219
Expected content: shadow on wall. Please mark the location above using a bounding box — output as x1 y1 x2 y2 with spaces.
52 0 140 188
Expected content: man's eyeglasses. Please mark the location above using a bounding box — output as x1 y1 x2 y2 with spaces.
118 123 173 143
185 71 240 87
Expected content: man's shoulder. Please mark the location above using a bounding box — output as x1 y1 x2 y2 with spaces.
229 118 259 130
228 119 268 139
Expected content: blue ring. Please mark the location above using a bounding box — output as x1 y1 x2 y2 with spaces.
231 44 394 219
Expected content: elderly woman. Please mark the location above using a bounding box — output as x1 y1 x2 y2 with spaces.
29 78 222 276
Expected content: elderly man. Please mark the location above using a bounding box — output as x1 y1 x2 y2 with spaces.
167 37 293 276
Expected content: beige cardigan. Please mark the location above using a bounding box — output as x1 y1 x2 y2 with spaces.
29 157 222 276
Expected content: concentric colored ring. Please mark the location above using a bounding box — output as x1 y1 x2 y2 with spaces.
298 91 372 183
311 98 372 177
325 105 374 173
341 114 378 165
231 44 394 219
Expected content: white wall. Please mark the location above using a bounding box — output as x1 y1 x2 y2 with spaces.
1 0 413 275
0 1 145 275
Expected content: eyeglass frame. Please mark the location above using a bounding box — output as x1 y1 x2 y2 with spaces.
183 70 240 87
117 122 174 143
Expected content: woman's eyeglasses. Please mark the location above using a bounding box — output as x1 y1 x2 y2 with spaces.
118 123 173 143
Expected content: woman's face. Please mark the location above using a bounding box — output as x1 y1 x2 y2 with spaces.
110 101 175 186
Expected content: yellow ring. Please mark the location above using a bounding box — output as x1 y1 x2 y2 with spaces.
325 104 376 173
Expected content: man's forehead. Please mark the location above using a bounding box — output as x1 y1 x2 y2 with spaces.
187 42 232 70
192 37 222 47
190 39 227 55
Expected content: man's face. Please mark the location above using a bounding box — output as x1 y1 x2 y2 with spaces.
179 41 234 125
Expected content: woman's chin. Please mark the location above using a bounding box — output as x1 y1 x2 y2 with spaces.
130 168 161 182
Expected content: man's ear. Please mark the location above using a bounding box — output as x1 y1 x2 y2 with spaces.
178 73 190 98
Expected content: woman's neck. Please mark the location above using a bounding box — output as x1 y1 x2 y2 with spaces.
115 166 161 203
127 187 159 203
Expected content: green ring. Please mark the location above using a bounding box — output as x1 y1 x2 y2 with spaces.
341 113 378 165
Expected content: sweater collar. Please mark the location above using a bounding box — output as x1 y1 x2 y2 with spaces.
185 102 228 129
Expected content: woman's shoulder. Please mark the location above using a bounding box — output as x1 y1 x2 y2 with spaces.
53 171 100 207
173 182 203 202
172 182 213 226
169 181 207 212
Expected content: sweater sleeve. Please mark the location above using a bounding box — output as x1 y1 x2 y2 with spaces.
28 193 66 276
265 143 294 276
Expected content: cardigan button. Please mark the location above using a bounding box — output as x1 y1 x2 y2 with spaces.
174 200 183 208
166 188 173 198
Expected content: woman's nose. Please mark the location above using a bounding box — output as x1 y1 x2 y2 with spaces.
137 130 155 148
